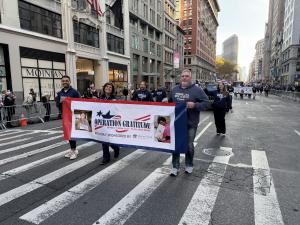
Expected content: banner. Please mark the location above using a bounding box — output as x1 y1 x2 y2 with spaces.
62 98 188 153
234 86 253 94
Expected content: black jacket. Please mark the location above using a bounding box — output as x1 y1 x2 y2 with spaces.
131 89 153 102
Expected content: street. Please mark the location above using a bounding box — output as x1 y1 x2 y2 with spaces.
0 95 299 225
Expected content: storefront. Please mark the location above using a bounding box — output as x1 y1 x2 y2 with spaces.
20 47 66 101
0 44 11 93
76 58 95 95
108 62 128 96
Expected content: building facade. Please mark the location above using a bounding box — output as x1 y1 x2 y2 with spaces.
0 0 130 102
176 0 219 83
281 0 300 87
174 25 185 83
222 34 238 65
129 0 164 90
254 39 265 82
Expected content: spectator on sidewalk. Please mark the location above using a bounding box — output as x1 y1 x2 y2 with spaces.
41 92 51 122
4 90 16 128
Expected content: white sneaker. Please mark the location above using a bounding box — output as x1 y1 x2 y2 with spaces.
64 150 72 158
69 150 79 160
170 168 179 177
185 166 193 174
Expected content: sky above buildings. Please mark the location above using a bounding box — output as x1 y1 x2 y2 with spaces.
216 0 269 79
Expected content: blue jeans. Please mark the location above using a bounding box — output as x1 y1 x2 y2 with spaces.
172 126 197 169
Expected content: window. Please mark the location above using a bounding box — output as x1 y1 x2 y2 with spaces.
157 45 162 57
132 54 139 72
142 57 148 72
150 41 156 55
0 46 6 92
73 20 99 47
18 0 62 38
107 33 124 54
131 33 140 49
143 38 149 52
143 4 148 19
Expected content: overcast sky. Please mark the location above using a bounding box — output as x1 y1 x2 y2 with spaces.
216 0 269 77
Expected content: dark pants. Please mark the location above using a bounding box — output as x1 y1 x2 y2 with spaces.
69 140 76 150
213 109 226 134
172 126 197 169
102 143 120 161
44 103 51 121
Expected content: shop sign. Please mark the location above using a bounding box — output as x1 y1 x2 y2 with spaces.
22 68 65 78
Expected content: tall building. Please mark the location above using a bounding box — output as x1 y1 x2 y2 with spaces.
129 0 164 90
263 0 285 83
174 25 185 83
254 39 265 81
222 34 238 65
176 0 220 83
281 0 300 87
163 0 176 90
0 0 130 101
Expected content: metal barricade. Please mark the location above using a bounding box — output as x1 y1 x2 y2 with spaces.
0 101 61 129
270 90 300 103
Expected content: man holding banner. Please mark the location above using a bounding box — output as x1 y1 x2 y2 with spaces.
56 75 81 160
169 69 209 176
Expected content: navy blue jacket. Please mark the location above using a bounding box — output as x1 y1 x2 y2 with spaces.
131 89 153 102
170 84 209 128
211 90 231 111
56 86 80 109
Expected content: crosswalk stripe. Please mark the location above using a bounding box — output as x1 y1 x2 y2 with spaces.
0 135 62 155
92 157 171 225
0 142 97 181
0 131 35 141
0 130 26 137
0 138 31 147
178 148 232 225
252 150 284 225
194 122 213 143
0 151 103 207
20 150 147 224
0 129 19 134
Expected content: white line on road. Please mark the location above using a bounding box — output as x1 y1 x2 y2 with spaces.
265 106 273 111
194 122 213 143
0 138 32 147
178 148 232 225
0 131 35 141
0 142 96 181
92 157 171 225
47 126 62 130
0 129 22 134
0 130 26 137
294 129 300 137
252 150 284 225
198 116 210 126
0 151 103 207
0 135 62 155
20 150 147 224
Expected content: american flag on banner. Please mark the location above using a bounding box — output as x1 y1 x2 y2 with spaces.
87 0 103 16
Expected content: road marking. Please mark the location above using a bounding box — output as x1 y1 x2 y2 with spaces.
198 116 210 126
252 150 284 225
265 106 273 111
0 138 31 147
0 129 22 134
20 150 147 224
92 157 171 225
0 135 62 155
247 116 257 119
294 130 300 137
47 126 62 130
194 122 213 142
0 130 26 137
0 131 35 141
0 142 97 181
178 148 232 225
0 152 104 207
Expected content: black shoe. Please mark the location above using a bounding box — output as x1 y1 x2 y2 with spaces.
100 159 110 165
114 149 119 158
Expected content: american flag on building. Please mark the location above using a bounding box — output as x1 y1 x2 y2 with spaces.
87 0 103 16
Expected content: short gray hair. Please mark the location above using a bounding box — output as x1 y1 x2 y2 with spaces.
181 69 192 76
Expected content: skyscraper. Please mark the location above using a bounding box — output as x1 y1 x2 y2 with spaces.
176 0 220 82
222 34 239 65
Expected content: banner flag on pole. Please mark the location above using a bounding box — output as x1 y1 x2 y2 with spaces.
62 98 188 154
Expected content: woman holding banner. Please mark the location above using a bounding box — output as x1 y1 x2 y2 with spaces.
212 82 231 135
99 82 120 165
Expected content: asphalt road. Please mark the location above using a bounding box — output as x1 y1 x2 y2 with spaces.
0 94 299 225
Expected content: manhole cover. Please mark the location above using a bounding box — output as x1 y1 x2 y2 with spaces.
203 147 232 157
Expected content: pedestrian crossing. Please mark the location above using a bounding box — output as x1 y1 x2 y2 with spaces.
0 127 287 225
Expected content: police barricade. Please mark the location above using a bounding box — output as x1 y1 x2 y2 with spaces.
0 102 61 129
270 90 300 102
